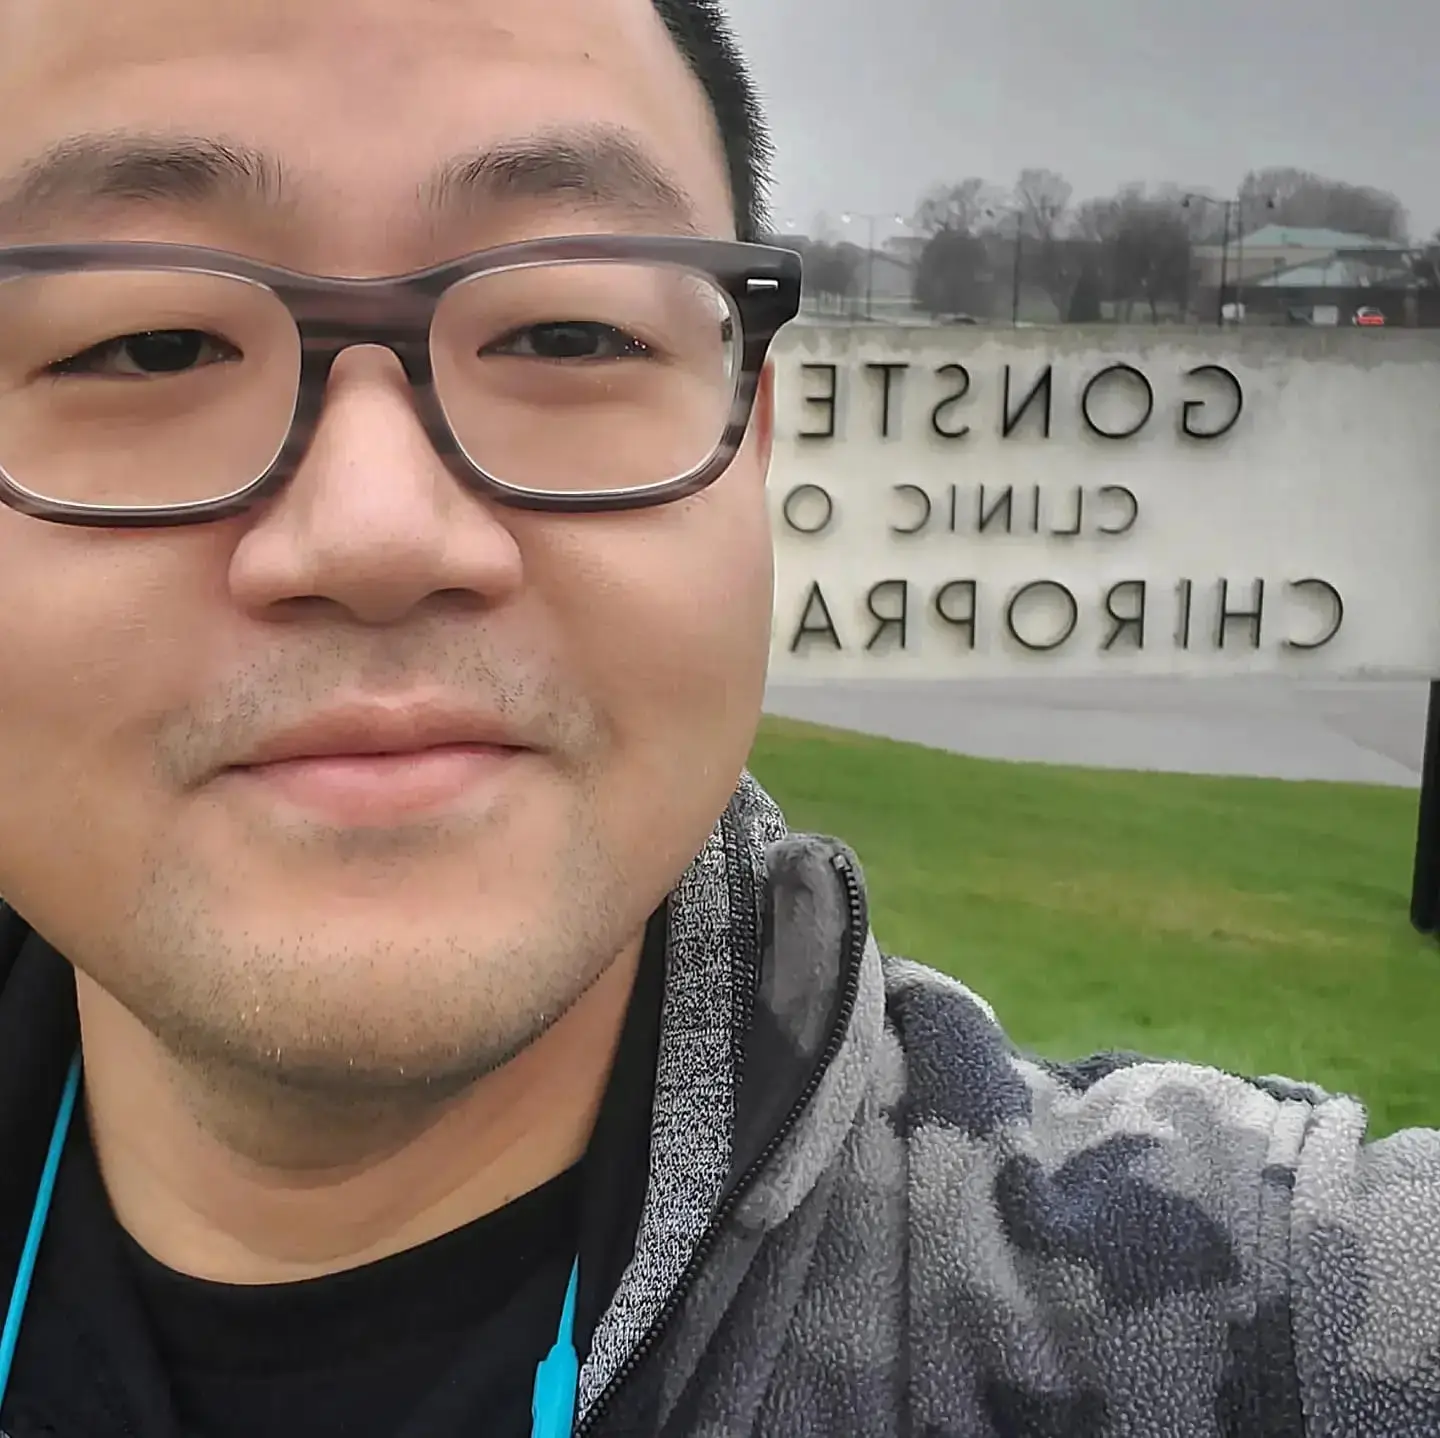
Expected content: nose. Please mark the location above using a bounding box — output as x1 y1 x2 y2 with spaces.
227 347 524 626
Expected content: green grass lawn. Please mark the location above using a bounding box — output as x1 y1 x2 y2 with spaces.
748 716 1440 1137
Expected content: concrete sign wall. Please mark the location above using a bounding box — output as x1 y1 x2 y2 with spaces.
766 326 1440 680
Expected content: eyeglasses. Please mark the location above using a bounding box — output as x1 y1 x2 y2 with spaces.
0 235 802 528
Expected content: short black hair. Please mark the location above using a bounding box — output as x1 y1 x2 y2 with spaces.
651 0 772 240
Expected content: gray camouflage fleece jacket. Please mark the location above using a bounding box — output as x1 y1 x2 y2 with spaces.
572 774 1440 1437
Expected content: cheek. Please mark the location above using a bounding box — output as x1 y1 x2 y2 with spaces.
534 488 774 848
605 498 771 723
0 523 209 918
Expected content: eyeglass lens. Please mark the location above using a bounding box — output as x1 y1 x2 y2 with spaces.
0 259 742 509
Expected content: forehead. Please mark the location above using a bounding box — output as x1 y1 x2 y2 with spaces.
0 0 733 250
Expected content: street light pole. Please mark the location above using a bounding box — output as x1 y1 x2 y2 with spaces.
982 205 1024 326
1184 190 1275 326
1216 199 1231 328
841 212 907 322
865 213 877 321
1183 192 1234 327
1012 213 1023 327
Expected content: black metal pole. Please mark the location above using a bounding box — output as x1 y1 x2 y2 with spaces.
1411 680 1440 933
1011 220 1022 327
865 215 875 321
1216 200 1230 328
1235 210 1246 323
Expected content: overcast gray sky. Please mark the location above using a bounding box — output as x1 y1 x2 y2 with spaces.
722 0 1440 240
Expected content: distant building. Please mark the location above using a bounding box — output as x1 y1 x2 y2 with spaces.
882 234 927 267
768 230 923 322
1192 226 1412 289
1193 225 1417 326
864 250 918 310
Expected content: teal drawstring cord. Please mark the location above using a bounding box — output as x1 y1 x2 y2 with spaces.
0 1051 581 1438
531 1257 581 1437
0 1049 82 1414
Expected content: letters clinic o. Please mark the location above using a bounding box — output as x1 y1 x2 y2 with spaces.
782 484 835 535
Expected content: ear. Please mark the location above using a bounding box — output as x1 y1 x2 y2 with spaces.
749 360 776 476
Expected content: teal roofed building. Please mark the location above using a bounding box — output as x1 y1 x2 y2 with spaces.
1192 225 1412 291
1237 225 1410 255
1191 223 1419 325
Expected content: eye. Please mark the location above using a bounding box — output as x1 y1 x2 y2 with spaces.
49 329 241 378
482 321 651 362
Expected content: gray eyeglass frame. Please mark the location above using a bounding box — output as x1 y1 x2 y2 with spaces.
0 233 803 528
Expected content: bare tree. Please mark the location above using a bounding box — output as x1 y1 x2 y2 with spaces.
912 228 990 318
912 178 1001 238
1068 187 1191 321
1113 188 1193 320
1066 195 1120 313
1008 167 1077 313
1413 230 1440 288
1070 194 1120 247
1066 261 1104 323
1239 167 1408 241
1013 168 1072 243
801 241 862 314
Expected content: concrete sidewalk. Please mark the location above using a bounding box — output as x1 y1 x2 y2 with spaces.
764 677 1431 786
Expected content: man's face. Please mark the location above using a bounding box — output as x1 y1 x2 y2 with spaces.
0 0 775 1087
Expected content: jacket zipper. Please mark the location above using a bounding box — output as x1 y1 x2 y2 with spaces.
576 849 869 1436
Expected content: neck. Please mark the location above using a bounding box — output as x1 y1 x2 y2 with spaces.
73 942 642 1283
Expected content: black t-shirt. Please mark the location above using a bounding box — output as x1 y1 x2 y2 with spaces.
1 912 666 1438
127 1162 580 1438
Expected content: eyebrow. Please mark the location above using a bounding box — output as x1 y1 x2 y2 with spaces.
424 127 703 234
0 126 704 236
0 133 287 228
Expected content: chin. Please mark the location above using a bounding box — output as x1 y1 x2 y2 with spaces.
124 931 592 1095
205 1020 551 1098
101 872 625 1086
